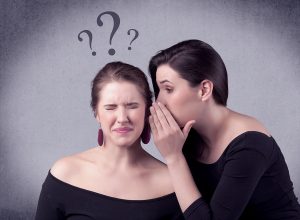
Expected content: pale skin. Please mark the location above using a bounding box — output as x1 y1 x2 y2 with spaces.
149 64 270 211
51 80 174 200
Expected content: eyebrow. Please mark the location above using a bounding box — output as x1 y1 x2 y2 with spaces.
159 80 173 84
103 104 117 108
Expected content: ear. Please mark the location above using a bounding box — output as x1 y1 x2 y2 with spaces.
198 80 213 101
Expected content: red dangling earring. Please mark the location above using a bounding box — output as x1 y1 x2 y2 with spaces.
141 124 151 144
98 127 103 146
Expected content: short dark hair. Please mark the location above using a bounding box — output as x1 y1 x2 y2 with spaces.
149 39 228 106
91 61 153 117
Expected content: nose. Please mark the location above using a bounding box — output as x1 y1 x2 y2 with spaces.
116 107 129 123
157 92 166 105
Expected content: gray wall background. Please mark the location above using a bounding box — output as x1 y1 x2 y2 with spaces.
1 0 299 219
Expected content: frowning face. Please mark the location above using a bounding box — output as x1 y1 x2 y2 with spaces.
95 81 146 147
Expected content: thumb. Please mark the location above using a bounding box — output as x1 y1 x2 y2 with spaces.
182 120 196 139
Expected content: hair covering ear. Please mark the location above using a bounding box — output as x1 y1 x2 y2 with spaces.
141 123 151 144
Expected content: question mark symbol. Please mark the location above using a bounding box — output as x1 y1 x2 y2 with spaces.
127 29 139 50
97 11 120 56
78 30 96 56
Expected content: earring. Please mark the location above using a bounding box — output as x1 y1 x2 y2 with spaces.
141 124 151 144
98 127 103 146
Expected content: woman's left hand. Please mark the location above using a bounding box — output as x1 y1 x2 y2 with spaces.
149 102 195 164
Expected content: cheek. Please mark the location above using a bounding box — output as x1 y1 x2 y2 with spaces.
163 95 184 123
166 94 195 126
98 111 115 127
167 92 185 110
139 110 146 124
130 108 146 122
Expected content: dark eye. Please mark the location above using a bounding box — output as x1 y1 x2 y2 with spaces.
165 87 173 93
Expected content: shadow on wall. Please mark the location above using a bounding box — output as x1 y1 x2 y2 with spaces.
0 208 35 220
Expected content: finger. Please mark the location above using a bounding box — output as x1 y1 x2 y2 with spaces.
153 102 170 129
150 106 163 131
148 115 158 136
157 102 180 128
182 120 196 139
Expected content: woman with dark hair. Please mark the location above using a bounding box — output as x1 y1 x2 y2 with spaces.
149 40 300 219
35 62 184 220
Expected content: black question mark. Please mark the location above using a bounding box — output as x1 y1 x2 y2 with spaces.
127 29 139 50
78 30 96 56
97 11 120 56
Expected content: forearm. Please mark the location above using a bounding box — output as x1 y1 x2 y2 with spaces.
166 153 201 212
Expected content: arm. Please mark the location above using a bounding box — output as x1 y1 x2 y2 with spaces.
184 136 270 219
167 153 202 212
149 102 201 211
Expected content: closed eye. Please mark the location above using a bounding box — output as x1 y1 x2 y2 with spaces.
126 103 139 109
104 104 117 110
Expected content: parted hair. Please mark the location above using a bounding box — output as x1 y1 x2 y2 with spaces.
91 61 153 117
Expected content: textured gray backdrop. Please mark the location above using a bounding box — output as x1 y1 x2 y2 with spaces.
1 0 299 219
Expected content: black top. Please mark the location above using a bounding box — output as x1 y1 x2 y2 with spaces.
183 131 300 220
35 171 184 220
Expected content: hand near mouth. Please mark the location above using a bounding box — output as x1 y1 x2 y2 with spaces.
149 102 195 164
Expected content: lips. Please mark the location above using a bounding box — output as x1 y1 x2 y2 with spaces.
113 127 133 133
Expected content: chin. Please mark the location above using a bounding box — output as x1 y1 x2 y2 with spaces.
178 119 193 128
174 117 185 127
116 138 139 148
172 112 190 127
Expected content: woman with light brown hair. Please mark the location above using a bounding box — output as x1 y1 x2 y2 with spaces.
35 61 183 220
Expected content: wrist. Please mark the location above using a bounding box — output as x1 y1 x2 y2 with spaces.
165 153 186 167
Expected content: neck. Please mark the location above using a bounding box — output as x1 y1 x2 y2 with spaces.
98 140 147 171
193 104 230 149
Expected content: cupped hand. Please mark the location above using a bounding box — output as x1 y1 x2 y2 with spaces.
149 102 195 164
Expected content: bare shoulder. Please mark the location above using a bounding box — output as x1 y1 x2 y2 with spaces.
231 110 271 136
50 155 81 182
142 151 168 171
150 158 170 177
142 153 174 194
50 148 97 182
152 163 173 189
